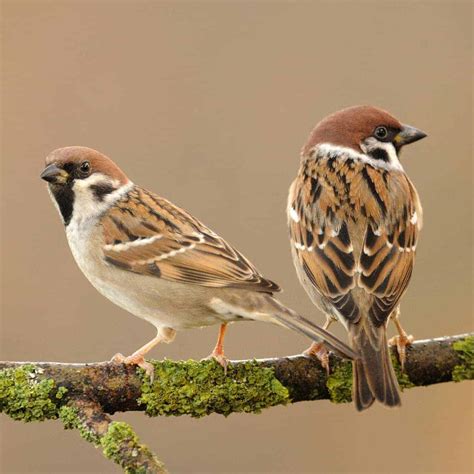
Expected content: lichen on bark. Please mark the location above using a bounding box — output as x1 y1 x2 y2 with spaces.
326 360 353 404
452 336 474 382
1 333 471 473
138 359 290 417
101 421 167 474
0 364 67 421
59 405 101 445
325 354 415 404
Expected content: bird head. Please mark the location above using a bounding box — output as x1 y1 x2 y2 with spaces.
41 146 130 225
302 105 427 165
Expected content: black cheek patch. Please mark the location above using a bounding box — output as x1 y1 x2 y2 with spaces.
90 183 116 201
369 148 389 162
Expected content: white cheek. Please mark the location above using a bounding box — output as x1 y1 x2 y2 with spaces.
314 143 403 172
73 173 120 191
360 138 404 171
70 174 133 227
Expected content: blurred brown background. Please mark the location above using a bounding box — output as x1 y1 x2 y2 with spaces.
1 1 472 473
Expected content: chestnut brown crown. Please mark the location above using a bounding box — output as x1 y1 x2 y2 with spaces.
302 105 421 155
42 146 129 185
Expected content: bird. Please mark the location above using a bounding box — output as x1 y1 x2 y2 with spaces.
287 106 425 410
40 146 357 377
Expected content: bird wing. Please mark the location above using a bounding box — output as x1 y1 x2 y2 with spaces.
358 172 422 326
288 175 359 322
288 165 422 327
100 186 280 293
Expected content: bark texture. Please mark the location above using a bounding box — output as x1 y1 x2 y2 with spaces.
1 333 472 473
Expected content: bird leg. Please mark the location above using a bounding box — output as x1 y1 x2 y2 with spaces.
303 315 334 374
205 323 230 373
112 327 176 381
388 307 414 371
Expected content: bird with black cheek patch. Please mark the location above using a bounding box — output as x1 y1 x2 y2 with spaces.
287 106 426 410
41 146 357 377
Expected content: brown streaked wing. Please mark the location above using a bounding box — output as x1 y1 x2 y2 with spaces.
359 183 421 326
288 177 359 322
101 187 280 293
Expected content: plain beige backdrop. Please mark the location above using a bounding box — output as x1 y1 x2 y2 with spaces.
1 1 473 473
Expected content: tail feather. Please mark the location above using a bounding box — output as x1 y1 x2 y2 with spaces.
267 300 358 361
350 324 401 411
353 359 375 410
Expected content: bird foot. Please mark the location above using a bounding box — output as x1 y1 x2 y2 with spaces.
203 351 230 374
388 333 414 371
111 352 155 381
303 342 330 374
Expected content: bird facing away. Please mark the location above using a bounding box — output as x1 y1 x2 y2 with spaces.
287 106 426 410
41 146 356 376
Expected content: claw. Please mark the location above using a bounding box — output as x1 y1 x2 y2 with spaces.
389 333 414 371
304 341 330 374
204 323 230 374
111 352 126 363
110 352 155 382
203 351 230 374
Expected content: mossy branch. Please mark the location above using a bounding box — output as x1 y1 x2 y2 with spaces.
59 399 167 473
1 333 472 473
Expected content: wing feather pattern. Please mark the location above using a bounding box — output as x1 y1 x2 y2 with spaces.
288 161 422 327
101 187 280 293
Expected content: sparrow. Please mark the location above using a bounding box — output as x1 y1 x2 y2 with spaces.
40 146 356 376
287 106 426 410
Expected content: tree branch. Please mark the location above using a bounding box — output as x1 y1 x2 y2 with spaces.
1 333 472 472
60 398 167 473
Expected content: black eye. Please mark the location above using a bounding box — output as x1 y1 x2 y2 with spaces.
374 126 388 140
79 161 90 174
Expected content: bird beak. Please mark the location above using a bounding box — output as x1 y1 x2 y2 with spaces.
40 164 69 184
394 124 427 147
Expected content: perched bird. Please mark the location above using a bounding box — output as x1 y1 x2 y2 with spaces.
41 146 356 376
287 106 425 410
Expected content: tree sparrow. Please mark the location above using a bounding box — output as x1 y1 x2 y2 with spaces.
287 106 426 410
41 146 356 376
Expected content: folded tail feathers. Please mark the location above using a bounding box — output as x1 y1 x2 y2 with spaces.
350 323 401 411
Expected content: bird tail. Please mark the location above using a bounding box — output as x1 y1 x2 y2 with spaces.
349 322 401 411
265 297 358 361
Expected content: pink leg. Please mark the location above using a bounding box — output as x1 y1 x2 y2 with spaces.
303 316 333 374
205 323 230 373
112 327 176 380
388 307 414 371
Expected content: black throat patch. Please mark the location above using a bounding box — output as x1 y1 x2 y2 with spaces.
49 184 75 226
368 148 390 162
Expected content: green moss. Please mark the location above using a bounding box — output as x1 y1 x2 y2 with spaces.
0 365 67 421
452 336 474 382
391 354 415 390
138 359 290 417
59 405 101 445
326 354 417 404
326 361 353 404
101 421 164 474
58 405 79 430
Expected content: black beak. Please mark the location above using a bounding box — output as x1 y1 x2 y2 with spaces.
395 124 427 147
40 164 69 184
